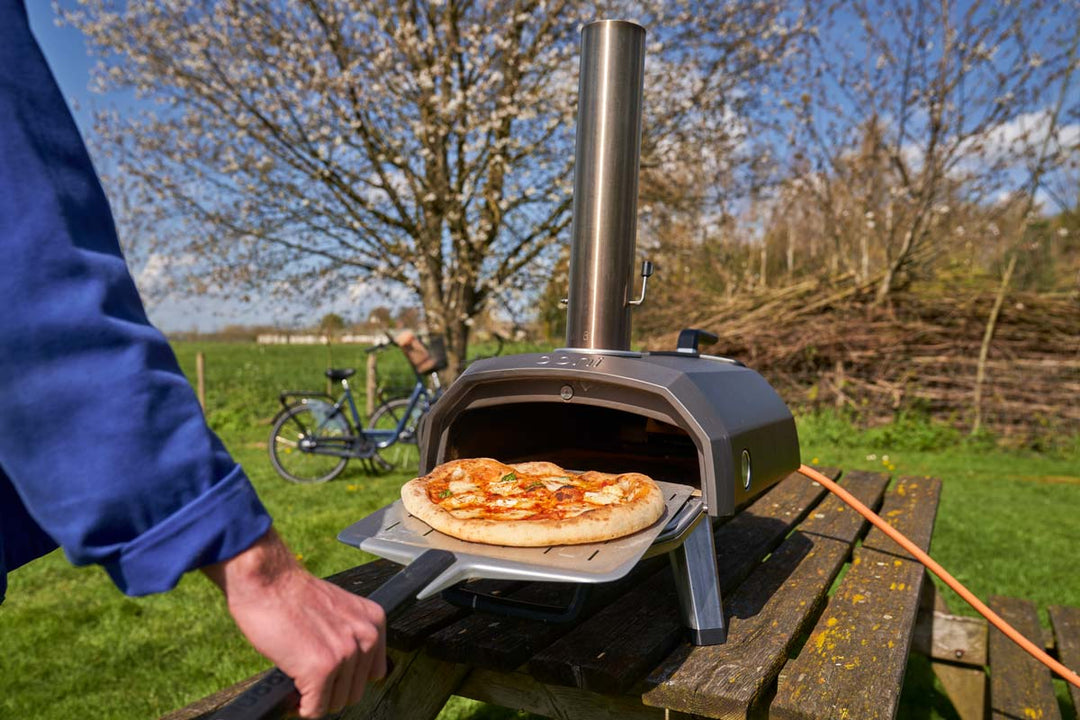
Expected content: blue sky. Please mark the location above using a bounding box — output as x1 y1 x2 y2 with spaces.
27 3 95 134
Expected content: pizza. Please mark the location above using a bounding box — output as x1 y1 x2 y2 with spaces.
400 458 666 547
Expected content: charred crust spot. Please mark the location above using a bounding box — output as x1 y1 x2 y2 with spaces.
554 486 585 502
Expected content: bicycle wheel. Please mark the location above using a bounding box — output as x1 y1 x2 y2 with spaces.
369 397 425 469
269 402 351 483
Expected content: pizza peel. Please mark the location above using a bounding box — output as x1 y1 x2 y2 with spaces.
337 479 699 597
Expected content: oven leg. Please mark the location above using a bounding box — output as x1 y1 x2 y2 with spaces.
669 518 727 645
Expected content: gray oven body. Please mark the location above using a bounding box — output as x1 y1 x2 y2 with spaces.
418 349 800 518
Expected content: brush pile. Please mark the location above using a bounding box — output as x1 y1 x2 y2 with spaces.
637 276 1080 444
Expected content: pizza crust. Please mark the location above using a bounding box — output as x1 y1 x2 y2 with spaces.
400 459 666 547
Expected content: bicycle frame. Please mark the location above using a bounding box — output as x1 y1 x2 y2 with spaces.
366 381 435 449
269 333 502 480
278 378 436 459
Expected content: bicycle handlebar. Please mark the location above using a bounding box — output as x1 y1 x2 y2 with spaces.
364 341 393 354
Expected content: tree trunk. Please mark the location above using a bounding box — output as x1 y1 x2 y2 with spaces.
875 224 916 304
786 219 794 279
759 243 768 289
441 318 471 384
971 253 1018 435
860 232 870 283
420 277 476 383
421 306 467 383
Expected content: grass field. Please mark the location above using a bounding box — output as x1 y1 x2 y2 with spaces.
1 340 1077 719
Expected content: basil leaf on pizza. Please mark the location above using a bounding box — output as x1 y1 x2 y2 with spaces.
400 458 666 547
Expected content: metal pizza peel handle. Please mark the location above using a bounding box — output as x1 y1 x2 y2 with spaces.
204 548 456 720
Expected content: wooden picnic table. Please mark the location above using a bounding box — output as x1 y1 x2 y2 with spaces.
170 466 960 720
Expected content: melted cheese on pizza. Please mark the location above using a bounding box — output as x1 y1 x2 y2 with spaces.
421 458 654 522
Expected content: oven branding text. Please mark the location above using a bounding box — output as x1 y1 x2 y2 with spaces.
536 353 604 369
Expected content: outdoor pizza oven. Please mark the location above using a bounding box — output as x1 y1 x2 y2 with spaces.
417 18 799 518
341 20 800 648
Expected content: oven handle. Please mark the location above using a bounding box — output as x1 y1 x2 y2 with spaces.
205 548 456 720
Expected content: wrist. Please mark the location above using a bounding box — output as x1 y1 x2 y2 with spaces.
201 527 301 601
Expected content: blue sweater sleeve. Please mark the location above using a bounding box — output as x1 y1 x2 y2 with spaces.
0 0 272 596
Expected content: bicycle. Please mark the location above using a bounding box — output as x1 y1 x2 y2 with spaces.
268 331 445 483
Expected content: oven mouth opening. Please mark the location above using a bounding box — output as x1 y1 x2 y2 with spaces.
442 403 702 489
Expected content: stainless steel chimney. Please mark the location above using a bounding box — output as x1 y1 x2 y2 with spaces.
564 20 646 352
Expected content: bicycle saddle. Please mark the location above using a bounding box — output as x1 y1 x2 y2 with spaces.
325 368 356 381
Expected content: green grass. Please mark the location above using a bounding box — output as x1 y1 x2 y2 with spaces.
1 343 1077 719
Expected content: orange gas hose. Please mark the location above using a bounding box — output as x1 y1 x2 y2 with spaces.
798 464 1080 689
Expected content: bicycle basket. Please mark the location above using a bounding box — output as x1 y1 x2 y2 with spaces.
395 330 448 375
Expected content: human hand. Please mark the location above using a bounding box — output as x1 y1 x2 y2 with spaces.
202 528 386 718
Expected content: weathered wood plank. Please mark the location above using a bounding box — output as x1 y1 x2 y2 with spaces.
911 610 989 666
771 476 941 720
641 471 889 719
860 476 941 559
932 663 988 720
526 470 832 695
325 558 402 592
387 594 472 651
422 553 668 670
458 668 699 720
159 671 271 720
335 649 469 720
919 582 986 720
1048 604 1080 713
797 471 891 545
988 596 1062 720
772 549 927 720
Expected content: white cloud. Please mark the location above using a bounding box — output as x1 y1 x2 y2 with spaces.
133 251 199 296
977 110 1080 161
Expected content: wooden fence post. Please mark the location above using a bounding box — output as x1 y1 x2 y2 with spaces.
325 336 334 396
834 358 846 408
366 352 378 417
195 352 206 410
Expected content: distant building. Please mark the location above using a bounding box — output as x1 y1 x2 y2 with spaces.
255 333 384 345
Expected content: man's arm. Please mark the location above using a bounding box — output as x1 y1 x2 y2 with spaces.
0 2 386 716
202 529 387 718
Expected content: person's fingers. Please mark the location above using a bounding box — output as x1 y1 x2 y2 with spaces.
353 603 384 702
297 661 337 719
349 640 371 706
368 616 388 682
327 642 360 715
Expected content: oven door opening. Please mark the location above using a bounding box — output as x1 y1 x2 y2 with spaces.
441 403 702 489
